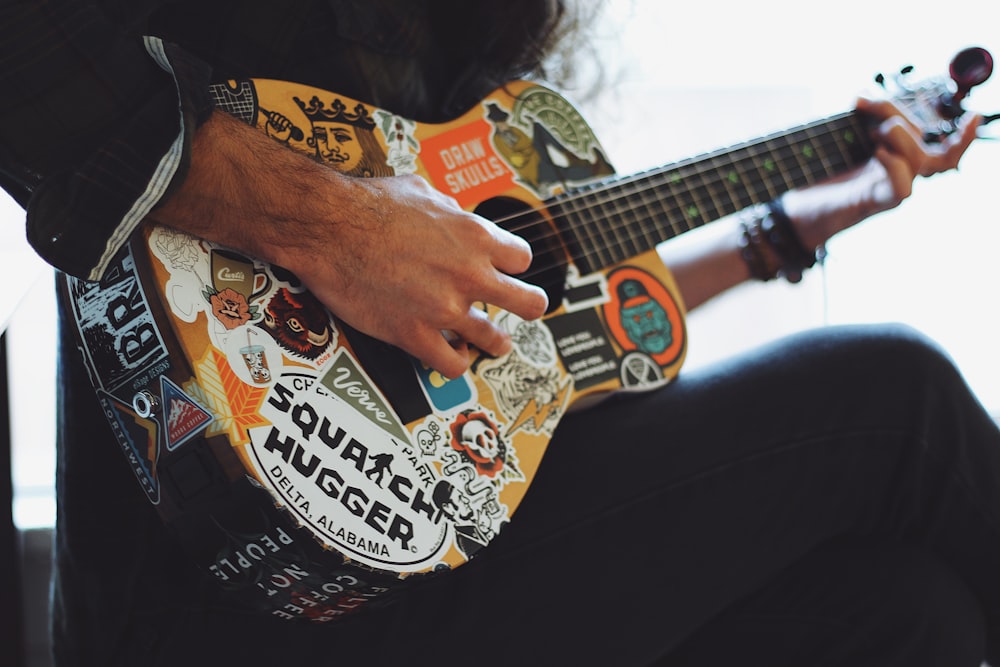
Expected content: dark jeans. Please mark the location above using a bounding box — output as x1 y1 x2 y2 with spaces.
53 320 1000 666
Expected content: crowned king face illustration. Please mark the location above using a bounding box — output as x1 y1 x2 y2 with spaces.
293 95 393 177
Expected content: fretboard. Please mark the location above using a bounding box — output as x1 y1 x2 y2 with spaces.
551 111 874 275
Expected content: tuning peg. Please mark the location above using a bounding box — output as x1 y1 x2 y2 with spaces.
951 47 993 95
939 47 994 119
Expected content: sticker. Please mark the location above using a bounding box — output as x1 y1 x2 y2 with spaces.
547 310 619 389
428 475 503 560
290 94 394 178
67 247 169 393
421 117 516 208
245 368 449 571
432 408 520 559
209 79 258 125
414 360 474 414
373 109 420 175
257 287 337 366
495 311 558 367
222 326 283 387
603 266 685 367
160 375 213 451
619 352 664 389
446 409 522 483
186 348 270 447
98 389 160 504
480 352 571 437
488 90 614 198
318 349 409 443
562 269 609 312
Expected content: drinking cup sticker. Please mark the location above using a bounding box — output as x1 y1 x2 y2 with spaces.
236 328 273 385
240 343 271 384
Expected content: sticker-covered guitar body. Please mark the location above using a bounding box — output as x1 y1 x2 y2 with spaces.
60 78 690 620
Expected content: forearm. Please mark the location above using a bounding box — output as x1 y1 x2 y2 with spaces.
659 97 980 312
659 160 899 311
147 110 371 278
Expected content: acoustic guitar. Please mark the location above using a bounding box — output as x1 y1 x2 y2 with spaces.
58 47 993 620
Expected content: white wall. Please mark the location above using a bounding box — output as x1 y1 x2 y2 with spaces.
579 0 1000 412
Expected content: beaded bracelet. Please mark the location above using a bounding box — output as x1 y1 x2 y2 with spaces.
738 201 820 284
760 198 818 284
737 208 777 281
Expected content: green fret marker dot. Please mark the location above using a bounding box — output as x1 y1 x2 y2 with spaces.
844 131 855 144
687 205 700 218
728 171 739 184
803 146 814 158
764 159 775 171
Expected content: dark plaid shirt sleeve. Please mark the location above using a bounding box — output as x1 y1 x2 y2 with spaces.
0 1 213 280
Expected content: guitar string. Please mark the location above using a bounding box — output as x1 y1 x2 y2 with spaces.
491 113 861 246
508 141 851 281
476 114 871 282
224 97 863 282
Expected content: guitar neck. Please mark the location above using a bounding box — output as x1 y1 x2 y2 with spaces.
552 110 874 274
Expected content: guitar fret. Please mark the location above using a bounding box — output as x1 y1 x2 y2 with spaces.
549 193 582 272
571 189 608 274
804 124 838 180
686 165 712 226
593 190 623 267
607 185 640 262
745 142 782 202
698 155 737 222
772 134 803 193
636 185 668 250
718 156 750 216
823 126 854 172
672 164 702 230
772 138 801 189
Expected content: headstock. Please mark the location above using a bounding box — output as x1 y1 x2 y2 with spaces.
875 46 996 142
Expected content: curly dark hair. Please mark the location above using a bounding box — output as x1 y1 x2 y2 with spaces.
429 0 602 88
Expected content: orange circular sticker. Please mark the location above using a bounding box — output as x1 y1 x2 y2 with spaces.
602 266 685 367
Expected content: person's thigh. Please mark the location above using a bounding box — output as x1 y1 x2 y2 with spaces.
661 541 986 667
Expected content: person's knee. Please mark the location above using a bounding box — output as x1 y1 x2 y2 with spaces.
827 323 957 382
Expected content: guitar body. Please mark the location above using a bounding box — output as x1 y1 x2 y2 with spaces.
58 78 688 620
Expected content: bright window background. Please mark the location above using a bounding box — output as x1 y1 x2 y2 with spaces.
6 0 1000 528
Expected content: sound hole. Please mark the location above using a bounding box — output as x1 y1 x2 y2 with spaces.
476 197 566 314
